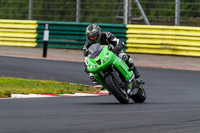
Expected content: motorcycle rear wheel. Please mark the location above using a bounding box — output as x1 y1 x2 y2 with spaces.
105 75 129 104
131 84 146 103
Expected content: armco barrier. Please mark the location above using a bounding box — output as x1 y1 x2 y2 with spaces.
0 19 38 47
126 25 200 57
36 21 127 49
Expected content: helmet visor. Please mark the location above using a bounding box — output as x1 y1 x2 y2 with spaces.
89 35 98 41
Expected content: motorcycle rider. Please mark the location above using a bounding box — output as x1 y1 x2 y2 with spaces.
83 24 140 86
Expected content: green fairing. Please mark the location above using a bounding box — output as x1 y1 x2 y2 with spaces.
87 45 133 89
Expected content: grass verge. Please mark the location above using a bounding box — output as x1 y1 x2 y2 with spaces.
0 77 99 98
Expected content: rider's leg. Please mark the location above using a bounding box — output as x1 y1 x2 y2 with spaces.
118 51 140 79
89 73 98 85
89 73 102 88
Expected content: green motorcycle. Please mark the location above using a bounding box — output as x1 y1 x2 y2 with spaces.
87 43 146 104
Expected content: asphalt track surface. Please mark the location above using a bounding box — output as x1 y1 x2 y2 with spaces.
1 56 200 133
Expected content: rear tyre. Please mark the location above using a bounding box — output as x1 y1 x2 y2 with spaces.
104 75 129 104
131 84 146 103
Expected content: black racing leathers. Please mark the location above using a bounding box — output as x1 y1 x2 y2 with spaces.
83 31 140 79
83 31 125 57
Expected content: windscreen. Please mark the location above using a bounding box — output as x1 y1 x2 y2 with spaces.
88 43 103 59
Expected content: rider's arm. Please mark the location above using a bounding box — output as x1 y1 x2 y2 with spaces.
83 42 91 73
83 42 90 57
103 32 125 52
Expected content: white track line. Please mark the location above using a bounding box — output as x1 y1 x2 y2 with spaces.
10 91 109 98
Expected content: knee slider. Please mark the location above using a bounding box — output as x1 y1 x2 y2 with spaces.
118 53 129 63
128 57 134 65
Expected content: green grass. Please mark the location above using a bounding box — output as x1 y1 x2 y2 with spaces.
0 77 99 98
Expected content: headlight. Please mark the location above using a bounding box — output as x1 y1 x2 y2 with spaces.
103 52 109 63
89 65 98 70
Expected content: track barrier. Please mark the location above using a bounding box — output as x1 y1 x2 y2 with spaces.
0 19 200 57
0 19 37 47
36 21 126 49
126 25 200 57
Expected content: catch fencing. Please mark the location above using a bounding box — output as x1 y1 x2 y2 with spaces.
1 0 200 26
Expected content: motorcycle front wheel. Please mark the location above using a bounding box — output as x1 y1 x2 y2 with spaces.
104 75 129 104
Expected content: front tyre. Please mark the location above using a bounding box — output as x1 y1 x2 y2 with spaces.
104 75 129 104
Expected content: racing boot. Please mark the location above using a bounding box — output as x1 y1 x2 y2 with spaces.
118 52 140 79
127 56 140 79
132 65 140 79
89 73 103 88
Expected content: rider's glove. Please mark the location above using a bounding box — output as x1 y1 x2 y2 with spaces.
113 45 122 54
113 41 125 53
